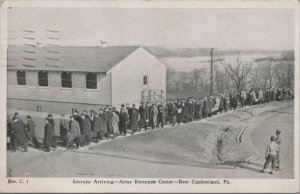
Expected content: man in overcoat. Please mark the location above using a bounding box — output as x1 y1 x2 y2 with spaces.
81 113 91 144
67 116 80 149
119 107 128 135
99 109 108 139
26 115 39 148
59 114 68 146
130 104 139 135
44 118 54 152
12 114 28 152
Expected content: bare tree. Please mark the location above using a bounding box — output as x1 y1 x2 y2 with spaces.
191 68 202 91
259 58 276 89
220 55 253 92
166 66 176 91
214 65 230 93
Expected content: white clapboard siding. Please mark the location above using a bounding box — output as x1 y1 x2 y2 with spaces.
111 47 166 105
7 70 112 105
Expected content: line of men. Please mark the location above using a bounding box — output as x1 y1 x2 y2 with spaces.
7 87 293 152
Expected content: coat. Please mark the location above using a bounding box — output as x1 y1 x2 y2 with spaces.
139 106 150 122
106 112 113 134
119 111 128 129
26 119 36 139
13 119 28 145
91 116 101 137
82 116 91 136
112 112 119 134
68 121 80 141
44 122 53 147
170 106 178 122
59 118 68 139
130 108 139 130
99 113 107 134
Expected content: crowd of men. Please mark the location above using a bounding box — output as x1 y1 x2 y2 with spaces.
7 87 293 152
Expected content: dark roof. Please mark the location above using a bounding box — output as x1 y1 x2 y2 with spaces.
7 46 140 72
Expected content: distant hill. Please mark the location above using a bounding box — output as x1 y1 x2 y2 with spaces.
145 46 292 58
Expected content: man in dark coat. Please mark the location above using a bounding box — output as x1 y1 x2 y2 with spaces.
194 101 201 121
157 102 168 128
187 99 195 122
126 103 132 129
91 112 101 142
59 114 68 146
131 104 139 135
170 103 178 126
26 115 39 148
7 115 15 151
44 118 54 152
67 116 80 149
139 103 149 131
47 114 57 148
12 114 28 152
99 109 108 139
73 110 83 134
106 108 113 137
119 107 128 135
81 113 91 145
181 102 188 124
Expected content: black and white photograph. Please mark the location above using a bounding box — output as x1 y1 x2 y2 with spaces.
0 0 299 193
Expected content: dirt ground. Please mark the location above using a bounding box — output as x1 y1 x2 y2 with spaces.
7 101 294 178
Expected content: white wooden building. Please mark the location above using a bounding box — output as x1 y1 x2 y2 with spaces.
7 46 166 114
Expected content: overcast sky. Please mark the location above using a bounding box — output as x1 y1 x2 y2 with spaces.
7 7 295 50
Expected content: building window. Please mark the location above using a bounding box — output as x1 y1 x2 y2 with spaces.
61 72 72 88
38 71 48 86
86 73 97 89
16 70 26 85
143 75 148 85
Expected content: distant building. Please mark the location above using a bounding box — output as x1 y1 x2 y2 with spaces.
7 46 166 114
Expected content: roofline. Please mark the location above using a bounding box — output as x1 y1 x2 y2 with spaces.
7 68 107 73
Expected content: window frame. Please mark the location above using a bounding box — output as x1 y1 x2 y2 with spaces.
38 71 49 87
86 73 97 89
16 70 26 85
143 75 148 85
61 72 72 88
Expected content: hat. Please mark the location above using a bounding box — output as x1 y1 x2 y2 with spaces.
47 113 53 117
14 112 19 117
90 109 96 114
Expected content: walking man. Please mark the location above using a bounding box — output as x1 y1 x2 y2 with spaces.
26 115 39 148
261 136 279 174
12 113 28 152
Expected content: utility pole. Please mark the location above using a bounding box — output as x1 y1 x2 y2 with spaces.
210 48 214 96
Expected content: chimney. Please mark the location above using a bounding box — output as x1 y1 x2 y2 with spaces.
100 40 107 47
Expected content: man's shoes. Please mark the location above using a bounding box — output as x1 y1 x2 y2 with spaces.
269 171 273 175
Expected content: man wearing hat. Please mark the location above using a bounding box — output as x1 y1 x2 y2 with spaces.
11 113 28 152
47 114 57 148
130 104 139 135
26 115 39 148
59 114 68 146
44 118 54 152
